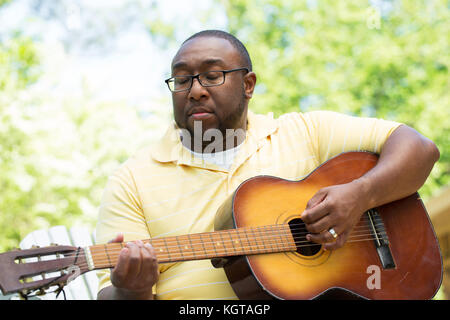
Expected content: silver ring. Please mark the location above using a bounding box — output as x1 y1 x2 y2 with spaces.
328 228 338 239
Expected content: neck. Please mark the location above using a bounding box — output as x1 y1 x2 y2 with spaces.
180 124 247 154
84 224 296 270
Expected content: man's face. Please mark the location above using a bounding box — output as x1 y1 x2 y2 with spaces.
170 36 254 138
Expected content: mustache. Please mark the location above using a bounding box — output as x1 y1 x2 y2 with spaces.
186 105 214 116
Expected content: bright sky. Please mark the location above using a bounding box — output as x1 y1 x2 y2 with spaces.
0 0 227 108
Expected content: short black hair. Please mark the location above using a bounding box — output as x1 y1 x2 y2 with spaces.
182 30 252 71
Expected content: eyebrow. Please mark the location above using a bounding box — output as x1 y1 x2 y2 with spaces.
172 58 226 72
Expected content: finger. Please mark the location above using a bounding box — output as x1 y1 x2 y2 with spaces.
126 242 142 279
304 215 333 234
323 231 350 251
304 188 328 210
306 226 340 245
111 247 130 286
139 243 159 281
108 233 124 244
302 199 330 224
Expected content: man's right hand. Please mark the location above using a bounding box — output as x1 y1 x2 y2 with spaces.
97 233 159 300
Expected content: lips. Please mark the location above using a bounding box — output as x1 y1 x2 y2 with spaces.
187 106 214 116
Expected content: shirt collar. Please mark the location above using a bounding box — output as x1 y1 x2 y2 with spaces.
150 110 279 168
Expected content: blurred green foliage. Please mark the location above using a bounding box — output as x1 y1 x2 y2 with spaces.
0 4 163 251
0 0 448 253
222 0 449 198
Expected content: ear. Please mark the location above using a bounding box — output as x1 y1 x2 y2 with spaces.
243 72 257 99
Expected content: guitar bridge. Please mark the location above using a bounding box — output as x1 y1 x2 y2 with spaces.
366 209 396 269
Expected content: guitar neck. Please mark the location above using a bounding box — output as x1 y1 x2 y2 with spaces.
85 224 297 270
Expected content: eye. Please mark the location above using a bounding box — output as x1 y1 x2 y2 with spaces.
205 72 221 80
175 77 190 84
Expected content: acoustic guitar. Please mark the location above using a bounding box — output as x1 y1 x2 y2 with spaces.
0 152 442 299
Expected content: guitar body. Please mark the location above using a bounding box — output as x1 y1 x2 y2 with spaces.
215 152 442 300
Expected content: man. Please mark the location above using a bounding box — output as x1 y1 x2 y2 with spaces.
96 30 440 300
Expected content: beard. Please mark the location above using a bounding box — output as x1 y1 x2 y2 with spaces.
218 90 247 135
178 90 248 153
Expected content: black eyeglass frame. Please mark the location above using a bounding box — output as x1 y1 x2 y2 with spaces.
164 67 249 92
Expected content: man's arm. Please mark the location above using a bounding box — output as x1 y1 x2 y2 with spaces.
357 124 439 208
301 124 440 250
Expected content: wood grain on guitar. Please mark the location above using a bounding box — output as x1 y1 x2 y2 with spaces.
0 152 442 299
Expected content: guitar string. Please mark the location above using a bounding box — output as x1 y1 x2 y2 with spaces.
20 230 388 288
63 236 388 274
40 219 387 266
55 219 386 263
21 226 387 279
57 227 388 271
18 218 389 281
18 215 383 260
19 232 387 293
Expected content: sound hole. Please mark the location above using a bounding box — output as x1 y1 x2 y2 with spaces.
288 218 321 256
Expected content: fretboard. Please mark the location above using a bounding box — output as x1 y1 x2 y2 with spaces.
87 224 297 270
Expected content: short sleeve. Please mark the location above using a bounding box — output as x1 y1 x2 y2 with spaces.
95 163 154 295
302 111 402 164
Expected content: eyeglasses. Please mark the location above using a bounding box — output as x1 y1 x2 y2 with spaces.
165 67 249 93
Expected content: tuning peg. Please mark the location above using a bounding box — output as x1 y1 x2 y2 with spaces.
31 245 40 249
50 243 58 246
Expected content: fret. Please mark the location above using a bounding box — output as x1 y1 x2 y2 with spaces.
175 236 186 260
217 231 229 255
258 226 272 253
230 229 244 254
89 224 297 270
227 229 239 255
269 225 283 251
276 225 288 250
150 238 170 263
250 226 267 254
199 232 215 259
176 234 202 260
169 235 185 262
162 237 172 261
280 224 297 251
104 244 112 266
275 225 288 251
187 235 197 259
278 225 293 251
240 227 253 254
209 232 220 256
90 243 118 269
198 233 209 259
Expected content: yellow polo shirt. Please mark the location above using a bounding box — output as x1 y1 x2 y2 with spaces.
95 110 401 300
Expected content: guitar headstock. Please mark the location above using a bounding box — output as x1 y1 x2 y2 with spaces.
0 245 89 297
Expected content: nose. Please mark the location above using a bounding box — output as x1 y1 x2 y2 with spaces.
188 77 209 101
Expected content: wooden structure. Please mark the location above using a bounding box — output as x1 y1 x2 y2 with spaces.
426 186 450 299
